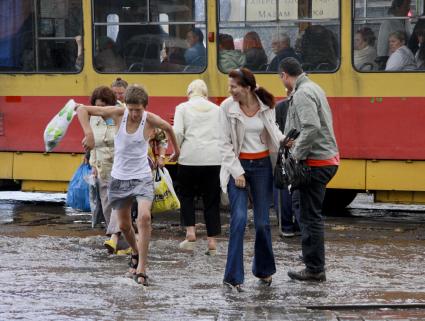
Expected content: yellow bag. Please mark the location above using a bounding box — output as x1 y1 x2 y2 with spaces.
151 167 180 214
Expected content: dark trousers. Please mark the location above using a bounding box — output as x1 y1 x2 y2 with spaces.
292 165 338 273
177 164 221 237
274 186 300 233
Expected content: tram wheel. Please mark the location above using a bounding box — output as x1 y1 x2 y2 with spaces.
322 189 358 217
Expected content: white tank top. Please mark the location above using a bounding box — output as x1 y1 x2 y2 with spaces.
111 109 152 180
240 111 268 153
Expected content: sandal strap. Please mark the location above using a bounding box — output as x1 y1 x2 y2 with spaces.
128 254 139 269
134 272 149 286
135 272 148 279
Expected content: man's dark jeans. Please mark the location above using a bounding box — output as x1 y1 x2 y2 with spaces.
292 165 338 273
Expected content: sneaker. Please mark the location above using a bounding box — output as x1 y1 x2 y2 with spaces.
179 239 196 250
116 247 133 256
280 231 296 238
287 268 326 282
104 239 117 254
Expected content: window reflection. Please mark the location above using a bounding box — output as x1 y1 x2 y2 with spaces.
353 0 425 72
0 0 83 73
218 0 340 73
93 0 207 73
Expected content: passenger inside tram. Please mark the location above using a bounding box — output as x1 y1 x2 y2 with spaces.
159 39 186 72
299 25 339 71
94 36 126 73
376 0 412 69
385 30 416 71
354 27 377 71
184 28 206 67
218 33 246 73
242 31 268 71
408 11 425 54
268 31 300 72
414 29 425 69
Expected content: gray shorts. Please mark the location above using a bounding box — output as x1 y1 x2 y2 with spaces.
108 176 154 210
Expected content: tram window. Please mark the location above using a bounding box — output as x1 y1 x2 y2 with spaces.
353 0 425 72
92 0 207 73
0 0 83 73
217 0 341 73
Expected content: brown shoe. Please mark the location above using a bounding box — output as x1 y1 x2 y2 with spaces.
288 268 326 282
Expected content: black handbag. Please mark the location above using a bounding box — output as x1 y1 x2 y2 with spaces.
274 129 311 189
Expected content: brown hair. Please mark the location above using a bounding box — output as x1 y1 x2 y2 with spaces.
218 34 235 50
125 84 149 106
228 68 275 108
90 86 117 106
357 27 376 46
111 77 128 88
243 31 264 51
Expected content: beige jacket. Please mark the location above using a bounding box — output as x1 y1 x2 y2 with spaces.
89 116 115 180
219 96 285 193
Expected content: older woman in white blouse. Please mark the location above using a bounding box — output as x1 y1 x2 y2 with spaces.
173 79 222 255
385 31 416 71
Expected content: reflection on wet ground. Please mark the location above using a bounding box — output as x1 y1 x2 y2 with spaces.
0 193 424 320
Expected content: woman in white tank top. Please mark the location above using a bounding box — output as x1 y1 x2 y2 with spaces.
75 85 180 286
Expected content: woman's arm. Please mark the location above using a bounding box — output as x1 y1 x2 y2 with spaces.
172 105 185 148
76 105 123 150
147 112 180 162
219 104 244 179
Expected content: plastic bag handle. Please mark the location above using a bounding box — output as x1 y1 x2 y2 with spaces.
154 165 162 182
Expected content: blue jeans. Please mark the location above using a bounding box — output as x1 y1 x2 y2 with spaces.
223 157 276 285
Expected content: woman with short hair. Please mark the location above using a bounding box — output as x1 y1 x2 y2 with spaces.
385 31 416 71
173 79 222 255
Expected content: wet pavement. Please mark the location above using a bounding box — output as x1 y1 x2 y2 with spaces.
0 193 424 321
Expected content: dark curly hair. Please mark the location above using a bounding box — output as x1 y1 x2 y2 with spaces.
90 86 117 106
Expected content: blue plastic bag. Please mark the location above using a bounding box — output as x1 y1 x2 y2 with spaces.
66 163 91 212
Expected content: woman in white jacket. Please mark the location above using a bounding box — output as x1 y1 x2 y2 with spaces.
220 68 286 291
385 31 416 71
173 80 222 255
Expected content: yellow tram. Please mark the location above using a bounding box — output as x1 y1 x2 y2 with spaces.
1 0 425 209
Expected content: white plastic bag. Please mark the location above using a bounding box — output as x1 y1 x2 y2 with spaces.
44 99 77 152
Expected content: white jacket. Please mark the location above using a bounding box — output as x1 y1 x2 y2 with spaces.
385 45 416 71
219 96 285 193
173 96 221 166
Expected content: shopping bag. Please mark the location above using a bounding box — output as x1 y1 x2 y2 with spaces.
92 178 105 227
86 175 104 228
44 99 77 152
151 167 180 214
66 163 92 212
